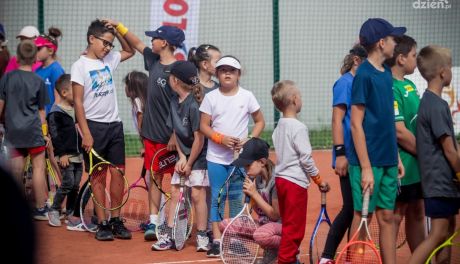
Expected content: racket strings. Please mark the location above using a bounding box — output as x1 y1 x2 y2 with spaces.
173 198 189 250
312 221 331 263
221 214 259 264
121 186 149 231
336 241 381 264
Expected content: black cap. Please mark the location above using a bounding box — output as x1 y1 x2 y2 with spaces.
170 61 200 85
232 138 270 167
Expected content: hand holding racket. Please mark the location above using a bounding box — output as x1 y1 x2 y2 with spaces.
221 176 259 264
361 168 375 194
336 188 382 264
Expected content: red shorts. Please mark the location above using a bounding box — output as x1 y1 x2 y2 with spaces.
143 139 175 175
10 146 46 158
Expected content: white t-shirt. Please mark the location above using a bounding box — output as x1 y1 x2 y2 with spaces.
199 87 260 165
132 97 143 133
272 118 319 189
70 51 121 123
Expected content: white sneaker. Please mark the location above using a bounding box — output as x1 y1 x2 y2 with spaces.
66 218 87 232
196 234 209 252
48 210 62 227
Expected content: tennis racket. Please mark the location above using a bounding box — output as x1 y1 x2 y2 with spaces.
336 188 382 264
217 166 245 220
220 177 259 264
425 228 460 264
149 147 178 195
369 214 406 250
172 175 191 250
120 166 150 231
45 158 60 207
88 148 129 211
79 179 111 232
309 192 332 264
23 156 34 202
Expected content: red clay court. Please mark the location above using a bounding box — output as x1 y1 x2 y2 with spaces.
35 150 439 264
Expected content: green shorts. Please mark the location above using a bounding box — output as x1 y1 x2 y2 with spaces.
348 165 398 212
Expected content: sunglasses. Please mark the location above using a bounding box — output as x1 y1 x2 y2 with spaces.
94 36 115 50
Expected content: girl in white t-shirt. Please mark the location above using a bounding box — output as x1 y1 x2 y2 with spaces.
199 55 265 257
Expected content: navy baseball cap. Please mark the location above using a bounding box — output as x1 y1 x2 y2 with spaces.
232 138 270 167
359 18 406 46
145 25 185 47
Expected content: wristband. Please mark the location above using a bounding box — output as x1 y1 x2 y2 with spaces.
42 124 48 136
334 144 346 157
116 23 129 36
211 132 223 144
311 175 323 185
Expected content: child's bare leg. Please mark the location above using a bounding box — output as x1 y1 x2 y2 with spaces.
405 199 425 252
148 174 163 217
376 208 396 264
408 217 452 264
167 185 180 227
191 186 207 231
31 151 47 208
9 156 25 188
433 217 455 263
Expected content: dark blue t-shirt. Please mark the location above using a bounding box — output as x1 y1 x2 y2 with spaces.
35 61 65 115
348 60 398 167
331 72 353 168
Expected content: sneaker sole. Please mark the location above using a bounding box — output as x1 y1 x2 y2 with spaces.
48 221 62 227
196 247 209 252
206 254 220 258
151 246 172 251
66 226 86 232
96 236 114 241
114 235 132 240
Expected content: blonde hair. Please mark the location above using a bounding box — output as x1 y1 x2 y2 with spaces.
417 45 452 82
271 80 297 111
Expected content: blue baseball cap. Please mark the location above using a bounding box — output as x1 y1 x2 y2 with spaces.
145 25 185 47
359 18 406 46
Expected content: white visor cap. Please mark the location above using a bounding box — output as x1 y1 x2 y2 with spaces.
215 56 241 70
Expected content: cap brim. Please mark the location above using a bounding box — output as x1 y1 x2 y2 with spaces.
145 31 160 38
231 158 253 167
390 27 406 37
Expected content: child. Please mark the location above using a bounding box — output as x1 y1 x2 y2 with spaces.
4 25 42 73
199 55 265 257
151 61 210 252
0 40 50 220
47 74 83 228
221 137 281 264
319 44 367 264
409 45 460 264
188 44 221 93
105 19 185 241
188 43 221 239
384 35 425 253
35 26 65 196
35 27 65 114
123 70 148 154
271 80 330 264
348 18 405 264
72 19 134 241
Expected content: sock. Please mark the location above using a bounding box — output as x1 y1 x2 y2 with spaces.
150 214 158 225
213 238 221 244
197 230 207 237
319 258 332 264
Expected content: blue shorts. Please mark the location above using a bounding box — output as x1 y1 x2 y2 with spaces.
424 197 460 218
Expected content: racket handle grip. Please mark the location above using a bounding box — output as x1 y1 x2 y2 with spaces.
362 188 370 217
180 175 185 186
321 192 326 205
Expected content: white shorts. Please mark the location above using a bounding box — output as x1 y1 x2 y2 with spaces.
171 170 209 187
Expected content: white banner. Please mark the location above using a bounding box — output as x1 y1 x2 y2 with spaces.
150 0 200 61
